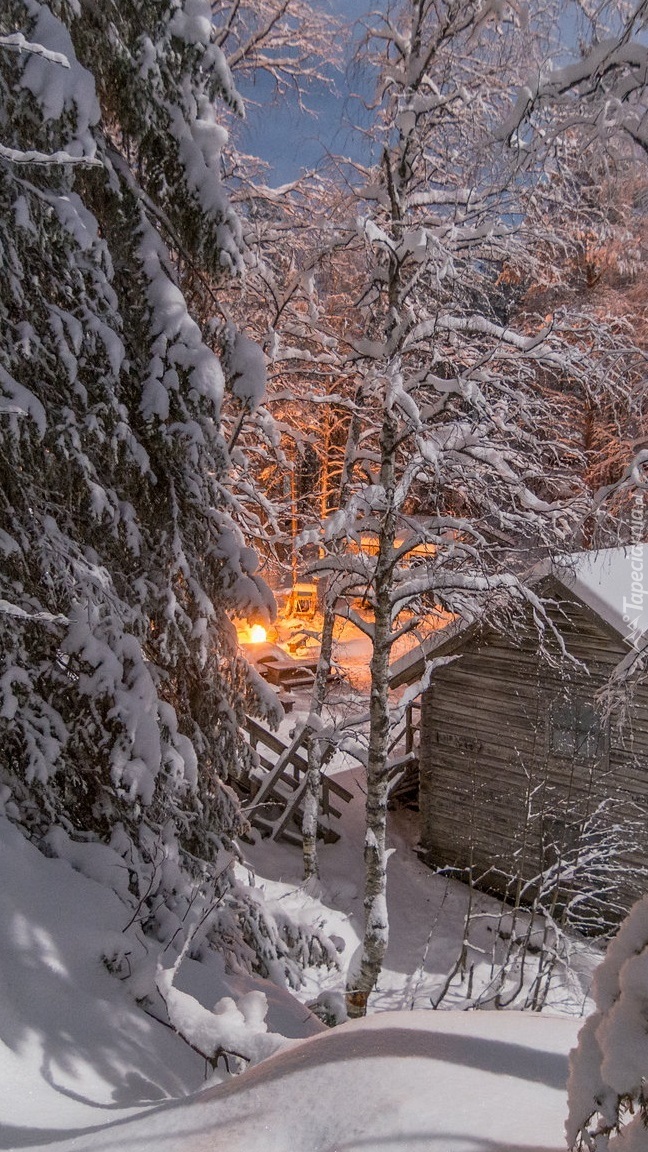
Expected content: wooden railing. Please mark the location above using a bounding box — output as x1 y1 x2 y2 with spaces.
387 701 421 807
242 717 353 844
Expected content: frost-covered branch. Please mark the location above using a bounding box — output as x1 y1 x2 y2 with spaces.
212 0 339 109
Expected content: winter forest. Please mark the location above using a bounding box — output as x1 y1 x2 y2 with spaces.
1 0 648 1149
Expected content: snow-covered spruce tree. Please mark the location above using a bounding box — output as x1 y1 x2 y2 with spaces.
566 891 648 1151
301 0 641 1016
0 0 332 992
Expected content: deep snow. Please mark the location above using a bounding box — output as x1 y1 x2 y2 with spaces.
15 1010 581 1152
0 742 598 1151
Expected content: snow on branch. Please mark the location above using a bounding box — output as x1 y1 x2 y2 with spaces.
155 899 288 1068
214 0 339 110
0 599 67 626
594 449 648 508
388 567 519 608
498 33 648 144
0 143 101 166
404 313 559 361
0 365 47 436
0 32 70 66
0 21 100 167
332 601 375 640
156 966 287 1067
390 655 460 723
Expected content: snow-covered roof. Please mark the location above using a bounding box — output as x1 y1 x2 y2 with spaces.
389 544 648 689
554 544 647 644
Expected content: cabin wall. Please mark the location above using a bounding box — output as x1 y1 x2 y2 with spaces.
419 599 648 928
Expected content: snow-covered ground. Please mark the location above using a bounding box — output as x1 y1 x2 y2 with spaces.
0 723 601 1151
0 805 582 1152
243 764 601 1020
14 1009 581 1152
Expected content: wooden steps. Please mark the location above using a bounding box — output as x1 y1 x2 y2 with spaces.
240 717 353 845
387 751 420 809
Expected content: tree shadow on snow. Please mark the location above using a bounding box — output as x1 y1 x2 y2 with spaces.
0 821 204 1128
199 1024 568 1100
323 1134 560 1152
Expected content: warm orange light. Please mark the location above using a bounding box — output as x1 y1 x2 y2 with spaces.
249 624 267 644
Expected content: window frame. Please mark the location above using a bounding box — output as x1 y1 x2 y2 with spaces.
545 692 609 766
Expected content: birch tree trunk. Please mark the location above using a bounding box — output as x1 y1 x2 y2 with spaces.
302 603 336 879
346 407 397 1017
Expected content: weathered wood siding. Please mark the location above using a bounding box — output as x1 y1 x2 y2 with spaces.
419 592 648 927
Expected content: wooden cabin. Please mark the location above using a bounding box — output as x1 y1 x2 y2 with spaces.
389 548 648 932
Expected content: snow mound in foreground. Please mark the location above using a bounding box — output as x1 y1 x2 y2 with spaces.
21 1010 580 1152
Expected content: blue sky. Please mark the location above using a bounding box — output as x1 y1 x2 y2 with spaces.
237 0 376 183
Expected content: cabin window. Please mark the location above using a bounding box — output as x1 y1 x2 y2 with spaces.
548 698 606 762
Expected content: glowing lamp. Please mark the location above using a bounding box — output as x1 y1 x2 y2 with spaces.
249 624 267 644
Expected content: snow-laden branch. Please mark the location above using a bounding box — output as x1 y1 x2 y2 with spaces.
213 0 338 109
332 600 375 640
0 143 101 166
0 28 100 167
404 313 557 359
593 448 648 508
0 32 70 66
499 34 648 143
0 599 67 625
390 655 460 723
388 567 519 608
155 895 288 1067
